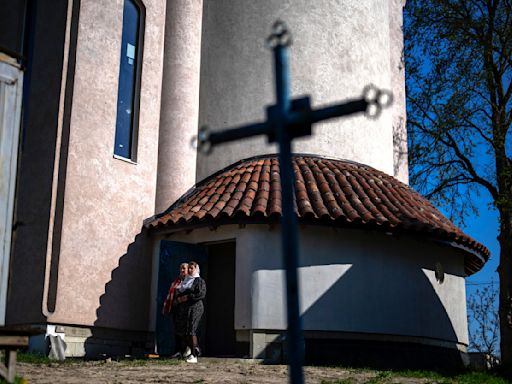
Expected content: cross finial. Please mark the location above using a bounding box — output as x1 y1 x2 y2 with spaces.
266 20 292 48
363 84 393 118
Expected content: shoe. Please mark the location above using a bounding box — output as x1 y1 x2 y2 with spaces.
183 347 191 358
170 351 181 359
193 347 201 357
185 354 197 363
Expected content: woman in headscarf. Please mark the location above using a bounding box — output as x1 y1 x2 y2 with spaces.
161 262 188 358
175 261 206 363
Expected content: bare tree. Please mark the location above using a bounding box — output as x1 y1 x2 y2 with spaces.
468 284 500 357
404 0 512 370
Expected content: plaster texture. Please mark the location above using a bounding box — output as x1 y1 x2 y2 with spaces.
164 224 469 347
43 0 166 331
197 0 405 182
155 0 203 212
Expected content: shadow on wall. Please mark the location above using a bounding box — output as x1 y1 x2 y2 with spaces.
255 232 465 370
300 261 462 369
84 230 154 358
393 116 408 179
5 0 71 326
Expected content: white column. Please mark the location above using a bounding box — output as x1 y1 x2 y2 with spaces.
155 0 203 213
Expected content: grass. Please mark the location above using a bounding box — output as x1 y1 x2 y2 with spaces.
321 379 358 384
394 369 510 384
17 352 53 365
0 377 27 384
16 352 181 367
366 371 393 383
320 368 511 384
16 352 80 365
118 357 180 366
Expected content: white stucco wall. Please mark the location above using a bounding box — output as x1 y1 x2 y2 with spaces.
197 0 407 182
165 224 469 346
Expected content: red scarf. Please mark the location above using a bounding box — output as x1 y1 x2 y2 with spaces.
162 277 182 314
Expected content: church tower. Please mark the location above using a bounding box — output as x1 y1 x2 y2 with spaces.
156 0 408 212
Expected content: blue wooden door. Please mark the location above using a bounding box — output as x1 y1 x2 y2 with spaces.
155 240 208 356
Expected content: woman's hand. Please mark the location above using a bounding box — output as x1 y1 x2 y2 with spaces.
177 295 188 303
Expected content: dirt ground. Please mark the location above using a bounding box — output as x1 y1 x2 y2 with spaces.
17 358 433 384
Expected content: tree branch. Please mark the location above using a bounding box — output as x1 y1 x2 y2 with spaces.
443 131 499 199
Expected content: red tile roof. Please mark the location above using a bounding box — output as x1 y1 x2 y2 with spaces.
146 154 489 275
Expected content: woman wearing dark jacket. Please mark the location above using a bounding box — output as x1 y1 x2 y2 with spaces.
175 261 206 363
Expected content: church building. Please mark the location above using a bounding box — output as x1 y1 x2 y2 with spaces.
0 0 488 367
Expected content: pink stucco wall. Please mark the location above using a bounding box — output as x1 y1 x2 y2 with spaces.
45 0 166 331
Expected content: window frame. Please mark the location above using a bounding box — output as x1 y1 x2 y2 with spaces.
113 0 145 163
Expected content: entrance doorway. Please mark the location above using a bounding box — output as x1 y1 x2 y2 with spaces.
156 240 236 357
204 241 236 357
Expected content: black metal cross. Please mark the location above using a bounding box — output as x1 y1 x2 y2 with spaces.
196 21 392 384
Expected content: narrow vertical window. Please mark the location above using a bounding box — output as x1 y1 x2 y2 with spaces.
114 0 144 160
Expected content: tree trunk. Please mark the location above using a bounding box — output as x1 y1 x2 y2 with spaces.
498 207 512 372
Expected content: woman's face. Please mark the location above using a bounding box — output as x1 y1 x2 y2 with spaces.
180 264 188 279
188 264 196 276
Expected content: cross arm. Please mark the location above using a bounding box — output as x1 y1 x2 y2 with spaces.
195 85 391 152
309 98 369 124
195 122 270 153
303 84 393 125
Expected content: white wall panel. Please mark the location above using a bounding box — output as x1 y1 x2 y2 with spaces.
0 60 23 326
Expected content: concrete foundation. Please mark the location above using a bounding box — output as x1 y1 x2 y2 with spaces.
28 324 153 359
238 329 468 368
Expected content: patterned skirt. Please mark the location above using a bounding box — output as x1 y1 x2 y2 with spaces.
173 300 204 336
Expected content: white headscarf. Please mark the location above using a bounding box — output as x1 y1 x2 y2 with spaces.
177 264 200 292
191 264 200 278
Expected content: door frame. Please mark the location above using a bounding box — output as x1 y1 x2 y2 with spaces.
0 60 23 326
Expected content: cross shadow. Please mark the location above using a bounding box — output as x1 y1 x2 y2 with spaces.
255 229 466 370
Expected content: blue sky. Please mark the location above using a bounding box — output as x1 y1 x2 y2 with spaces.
462 191 500 313
441 189 500 352
463 196 500 289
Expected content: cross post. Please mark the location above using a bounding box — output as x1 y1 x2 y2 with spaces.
195 21 392 384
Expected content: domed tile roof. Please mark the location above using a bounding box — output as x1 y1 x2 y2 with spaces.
146 154 489 275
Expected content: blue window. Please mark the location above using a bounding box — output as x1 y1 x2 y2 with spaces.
114 0 144 160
